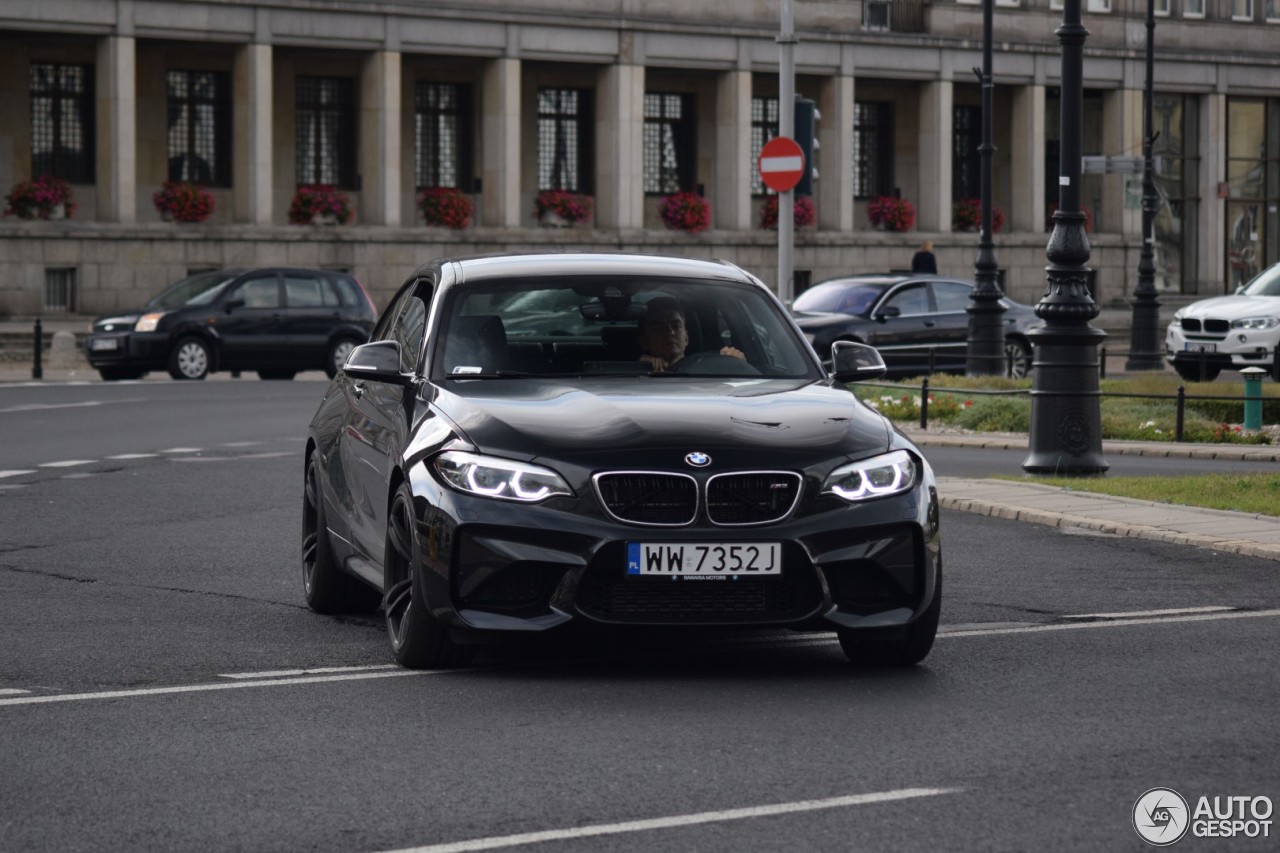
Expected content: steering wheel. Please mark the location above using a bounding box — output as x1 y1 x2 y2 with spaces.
671 351 761 376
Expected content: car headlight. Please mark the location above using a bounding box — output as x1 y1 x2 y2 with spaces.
434 451 572 503
1172 308 1186 321
134 312 166 332
1230 316 1280 330
821 450 917 502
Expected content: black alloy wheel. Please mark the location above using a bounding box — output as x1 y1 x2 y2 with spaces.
302 455 379 614
1003 338 1032 379
383 482 475 668
836 573 941 667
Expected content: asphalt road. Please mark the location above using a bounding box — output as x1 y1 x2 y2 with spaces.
1 378 1277 852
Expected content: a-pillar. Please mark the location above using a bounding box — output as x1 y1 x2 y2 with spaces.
596 63 644 230
1010 82 1046 232
816 63 854 232
234 43 273 225
918 78 952 232
713 69 752 231
481 57 521 228
360 50 401 226
96 36 136 223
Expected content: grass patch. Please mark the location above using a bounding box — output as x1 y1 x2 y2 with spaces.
1002 473 1280 517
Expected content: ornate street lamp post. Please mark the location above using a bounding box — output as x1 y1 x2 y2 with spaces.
1023 0 1109 475
966 0 1007 376
1126 0 1163 370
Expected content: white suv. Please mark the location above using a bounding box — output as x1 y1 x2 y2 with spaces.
1166 263 1280 382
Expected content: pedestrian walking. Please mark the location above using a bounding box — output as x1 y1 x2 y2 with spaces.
911 240 937 274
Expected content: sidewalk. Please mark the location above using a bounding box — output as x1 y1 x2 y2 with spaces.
902 429 1280 563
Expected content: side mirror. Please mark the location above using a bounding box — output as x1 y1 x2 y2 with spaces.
343 341 412 385
224 298 245 313
830 341 887 383
873 305 901 322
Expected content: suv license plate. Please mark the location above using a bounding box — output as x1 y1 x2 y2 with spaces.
1184 342 1216 353
626 542 781 576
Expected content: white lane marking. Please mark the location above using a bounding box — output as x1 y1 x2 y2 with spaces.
0 399 144 414
0 689 31 696
170 451 296 463
219 663 398 680
159 447 202 454
222 441 264 447
0 470 37 479
37 460 95 468
1063 606 1234 620
941 608 1280 638
380 788 961 853
106 453 158 460
0 669 442 708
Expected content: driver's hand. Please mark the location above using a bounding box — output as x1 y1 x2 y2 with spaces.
720 346 745 360
639 354 671 372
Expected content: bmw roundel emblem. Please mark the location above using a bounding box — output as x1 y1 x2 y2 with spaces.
685 451 711 467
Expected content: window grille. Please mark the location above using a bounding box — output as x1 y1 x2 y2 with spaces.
44 268 75 312
30 63 94 183
167 70 231 185
863 0 890 31
854 101 894 199
750 96 780 196
953 105 981 201
537 88 593 192
643 93 694 194
415 82 471 189
296 76 357 188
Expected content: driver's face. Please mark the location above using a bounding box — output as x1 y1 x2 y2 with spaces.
640 308 688 360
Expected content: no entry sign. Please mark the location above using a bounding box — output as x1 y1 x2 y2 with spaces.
758 136 805 193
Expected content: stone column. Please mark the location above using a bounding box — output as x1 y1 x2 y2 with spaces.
1102 87 1139 238
816 71 854 232
713 69 752 231
96 36 136 223
1199 90 1226 296
481 57 521 228
360 50 401 226
1010 83 1046 233
917 79 953 232
596 63 644 230
233 43 273 225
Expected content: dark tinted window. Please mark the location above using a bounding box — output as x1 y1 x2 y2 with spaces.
236 277 281 309
792 282 885 315
932 281 973 312
284 273 336 308
392 297 427 373
883 284 928 315
331 275 364 308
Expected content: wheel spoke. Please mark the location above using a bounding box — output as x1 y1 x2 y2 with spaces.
388 503 413 563
384 578 413 648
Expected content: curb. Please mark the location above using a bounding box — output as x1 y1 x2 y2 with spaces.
904 430 1280 463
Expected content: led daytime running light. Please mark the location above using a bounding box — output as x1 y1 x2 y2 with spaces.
822 450 917 502
435 451 571 503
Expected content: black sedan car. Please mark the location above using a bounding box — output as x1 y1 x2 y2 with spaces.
303 253 941 669
84 267 377 381
792 273 1042 377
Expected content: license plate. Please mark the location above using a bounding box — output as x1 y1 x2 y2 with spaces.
1183 342 1216 353
626 542 781 576
90 338 120 351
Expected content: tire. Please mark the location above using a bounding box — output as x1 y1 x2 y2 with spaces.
167 336 211 380
325 337 361 379
1003 337 1032 379
837 573 941 667
383 481 475 669
98 368 145 381
302 454 380 614
1173 361 1220 383
257 370 296 381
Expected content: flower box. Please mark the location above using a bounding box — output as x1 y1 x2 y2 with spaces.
153 181 215 223
759 195 816 230
952 198 1004 233
417 187 474 229
867 196 916 232
658 191 711 233
534 190 592 227
4 175 77 220
289 184 354 225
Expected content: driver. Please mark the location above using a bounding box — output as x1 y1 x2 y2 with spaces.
637 297 745 372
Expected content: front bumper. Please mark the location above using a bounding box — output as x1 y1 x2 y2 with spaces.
404 461 941 636
84 332 171 370
1165 324 1278 371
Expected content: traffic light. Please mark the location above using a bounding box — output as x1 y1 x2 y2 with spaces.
793 96 820 197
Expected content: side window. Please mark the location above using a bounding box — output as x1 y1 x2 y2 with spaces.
283 273 328 308
883 284 928 316
235 276 281 309
932 281 973 313
391 297 427 374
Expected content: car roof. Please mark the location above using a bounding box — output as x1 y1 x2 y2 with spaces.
814 273 970 286
423 252 759 286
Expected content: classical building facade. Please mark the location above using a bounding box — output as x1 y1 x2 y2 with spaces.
1 0 1278 315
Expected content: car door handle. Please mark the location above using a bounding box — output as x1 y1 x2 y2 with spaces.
352 382 365 399
923 321 936 327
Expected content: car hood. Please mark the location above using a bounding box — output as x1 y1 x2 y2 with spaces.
1179 295 1280 320
429 378 890 468
790 311 862 331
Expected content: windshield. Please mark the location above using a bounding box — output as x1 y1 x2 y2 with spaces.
792 281 887 315
1240 264 1280 297
435 275 821 380
147 271 239 307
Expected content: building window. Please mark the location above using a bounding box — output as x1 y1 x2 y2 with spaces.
854 101 894 200
1184 0 1205 18
537 88 593 193
44 268 75 312
1151 94 1199 294
643 92 695 195
1224 98 1272 290
1233 0 1254 19
863 0 890 30
166 70 231 186
750 96 779 196
1155 0 1171 16
1088 0 1112 10
296 76 357 188
952 105 981 202
1268 0 1280 20
30 63 94 183
414 82 471 189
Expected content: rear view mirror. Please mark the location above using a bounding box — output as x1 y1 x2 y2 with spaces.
224 298 245 313
343 341 411 385
873 305 901 321
830 341 887 383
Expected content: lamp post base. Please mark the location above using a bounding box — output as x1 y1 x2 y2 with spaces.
1022 324 1110 475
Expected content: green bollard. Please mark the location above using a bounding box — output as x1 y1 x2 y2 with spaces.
1241 367 1267 430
